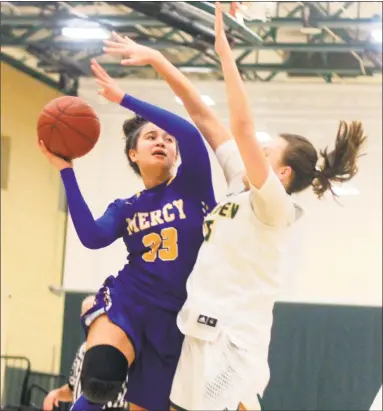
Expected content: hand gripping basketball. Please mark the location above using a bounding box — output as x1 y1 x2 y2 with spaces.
38 139 72 171
37 96 100 160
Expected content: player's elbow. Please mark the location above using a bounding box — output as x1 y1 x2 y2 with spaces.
83 241 103 250
79 238 103 250
233 124 255 141
77 232 107 250
182 119 204 141
189 127 205 144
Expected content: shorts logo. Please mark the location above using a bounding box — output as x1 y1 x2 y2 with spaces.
103 286 112 310
197 314 218 328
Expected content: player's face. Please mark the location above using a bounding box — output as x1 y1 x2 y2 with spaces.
130 123 178 173
263 137 293 188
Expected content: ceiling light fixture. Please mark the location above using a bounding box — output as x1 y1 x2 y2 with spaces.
371 29 382 43
62 27 110 40
176 95 215 106
179 67 214 74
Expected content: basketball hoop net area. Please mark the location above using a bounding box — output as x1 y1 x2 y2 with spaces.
229 1 277 23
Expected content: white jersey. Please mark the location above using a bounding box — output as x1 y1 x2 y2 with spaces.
370 386 382 411
177 139 302 394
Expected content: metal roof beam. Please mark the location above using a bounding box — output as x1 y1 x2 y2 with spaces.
312 2 381 70
306 2 373 75
2 39 380 53
189 1 263 44
248 16 382 29
99 62 380 75
2 14 380 30
123 2 215 44
235 4 302 65
1 40 182 50
0 15 165 28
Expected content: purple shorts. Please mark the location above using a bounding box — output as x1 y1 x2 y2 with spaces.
81 275 184 410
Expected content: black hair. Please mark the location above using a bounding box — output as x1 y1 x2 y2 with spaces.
123 115 149 176
280 121 367 199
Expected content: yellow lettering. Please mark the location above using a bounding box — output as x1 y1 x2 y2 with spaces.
211 204 221 215
231 203 240 218
159 227 178 261
209 202 240 220
126 216 139 235
150 210 164 226
142 233 162 262
142 228 179 262
203 219 216 242
137 212 150 231
172 199 187 219
163 203 175 222
218 203 230 218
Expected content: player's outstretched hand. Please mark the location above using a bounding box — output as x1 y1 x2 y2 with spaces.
38 140 72 171
90 59 125 104
214 2 231 56
103 31 160 66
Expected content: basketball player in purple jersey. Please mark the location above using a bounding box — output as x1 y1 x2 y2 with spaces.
38 60 216 411
105 5 366 410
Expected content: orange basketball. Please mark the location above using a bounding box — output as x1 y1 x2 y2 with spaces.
37 96 100 160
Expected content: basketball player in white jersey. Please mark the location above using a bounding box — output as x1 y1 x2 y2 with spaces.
168 4 365 410
369 386 382 411
103 4 366 409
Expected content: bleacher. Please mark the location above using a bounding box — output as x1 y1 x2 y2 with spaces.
0 356 71 411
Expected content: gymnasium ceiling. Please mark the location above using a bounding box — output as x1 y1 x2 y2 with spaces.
0 1 382 95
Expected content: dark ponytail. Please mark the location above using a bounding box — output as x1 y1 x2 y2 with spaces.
280 121 366 199
312 121 367 199
123 115 148 176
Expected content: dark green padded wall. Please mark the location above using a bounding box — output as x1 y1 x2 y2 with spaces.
263 303 382 410
61 298 382 410
60 292 89 377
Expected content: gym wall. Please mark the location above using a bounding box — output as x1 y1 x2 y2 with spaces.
1 63 66 374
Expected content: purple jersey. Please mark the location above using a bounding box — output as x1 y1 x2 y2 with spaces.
61 94 216 312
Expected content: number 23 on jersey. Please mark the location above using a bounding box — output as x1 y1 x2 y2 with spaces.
142 227 178 262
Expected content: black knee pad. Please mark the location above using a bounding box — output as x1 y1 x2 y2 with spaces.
80 345 129 404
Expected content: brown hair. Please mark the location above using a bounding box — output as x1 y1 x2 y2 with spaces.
280 121 367 199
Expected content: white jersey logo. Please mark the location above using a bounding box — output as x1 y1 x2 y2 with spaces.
197 314 218 328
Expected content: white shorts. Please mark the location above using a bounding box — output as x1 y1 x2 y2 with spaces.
170 333 265 410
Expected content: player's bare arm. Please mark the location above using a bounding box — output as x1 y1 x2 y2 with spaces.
215 2 269 190
103 31 232 152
